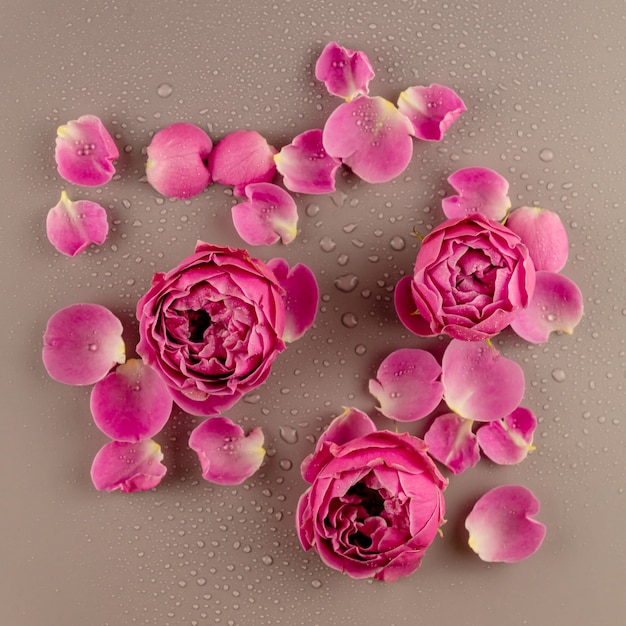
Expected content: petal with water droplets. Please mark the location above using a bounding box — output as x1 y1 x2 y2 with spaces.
476 406 537 465
424 412 480 474
315 41 375 100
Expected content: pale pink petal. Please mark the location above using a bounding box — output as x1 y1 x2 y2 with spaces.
394 276 437 337
505 206 569 272
322 95 414 184
510 271 584 343
55 114 119 186
274 129 341 194
208 130 277 196
46 191 108 257
442 167 511 221
424 412 480 474
232 182 298 245
90 439 167 492
476 407 537 465
42 303 126 386
314 41 375 100
368 348 443 422
397 84 466 141
442 339 525 422
465 485 547 562
146 122 212 199
266 258 318 342
90 359 173 442
188 417 265 485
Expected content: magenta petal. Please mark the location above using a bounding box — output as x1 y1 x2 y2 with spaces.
91 440 167 492
510 271 584 343
90 359 173 442
322 96 414 184
465 485 547 562
266 258 318 342
42 303 126 385
476 407 537 465
188 417 265 485
314 41 375 100
394 276 437 337
442 339 525 422
55 114 119 186
424 413 480 474
442 167 511 221
46 191 108 256
232 182 298 245
397 84 466 141
368 348 443 422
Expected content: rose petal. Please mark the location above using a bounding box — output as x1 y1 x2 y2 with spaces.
266 258 318 342
394 275 438 337
368 348 443 422
424 413 480 474
55 114 119 186
322 95 414 184
442 167 511 221
476 407 537 465
42 303 126 385
397 84 466 141
314 41 375 100
442 339 525 422
188 417 265 485
90 439 167 492
465 485 547 562
510 270 584 343
90 359 173 442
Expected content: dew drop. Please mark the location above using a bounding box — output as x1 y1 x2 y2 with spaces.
320 236 336 252
87 343 98 351
335 274 359 293
539 148 554 162
157 83 173 98
341 312 359 328
279 425 299 444
390 235 406 251
306 203 320 217
261 555 274 566
355 344 367 356
279 459 293 471
311 579 323 589
551 369 566 382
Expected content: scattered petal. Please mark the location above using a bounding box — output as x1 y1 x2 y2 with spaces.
397 84 466 141
393 276 437 337
465 485 547 562
46 191 108 257
90 439 167 492
188 417 265 485
476 407 537 465
146 122 212 199
314 41 375 100
510 271 584 343
90 359 173 442
208 130 277 196
442 167 511 221
424 413 480 474
442 339 525 422
232 182 298 245
322 95 414 183
42 303 126 386
266 258 318 342
368 348 443 422
55 114 119 186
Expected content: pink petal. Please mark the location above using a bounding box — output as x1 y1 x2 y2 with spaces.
42 303 126 385
510 271 584 343
314 41 375 100
368 348 443 422
146 122 212 199
442 339 525 422
188 417 265 485
394 275 437 337
266 258 318 342
274 129 341 194
465 485 547 562
442 167 511 221
476 407 537 465
424 412 480 474
90 359 173 442
232 182 298 245
397 84 466 141
55 114 119 186
90 439 167 492
46 191 108 256
322 95 414 184
208 130 277 197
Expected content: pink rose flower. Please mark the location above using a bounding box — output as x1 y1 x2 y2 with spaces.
395 214 536 341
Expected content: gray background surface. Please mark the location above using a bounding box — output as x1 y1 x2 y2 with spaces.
1 0 624 624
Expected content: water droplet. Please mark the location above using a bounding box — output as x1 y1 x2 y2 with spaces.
279 459 293 471
306 203 320 217
335 274 359 293
157 83 173 98
337 253 349 266
390 235 406 251
551 369 566 382
355 344 367 356
320 236 336 252
539 148 554 162
279 425 298 444
341 312 358 328
87 343 98 351
311 579 323 589
261 555 274 566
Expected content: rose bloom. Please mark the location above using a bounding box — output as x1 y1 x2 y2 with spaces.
297 410 447 582
136 242 286 415
395 214 535 341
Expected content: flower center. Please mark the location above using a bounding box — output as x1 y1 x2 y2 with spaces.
347 482 385 517
187 309 211 343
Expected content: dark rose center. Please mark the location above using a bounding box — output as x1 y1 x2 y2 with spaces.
187 309 211 343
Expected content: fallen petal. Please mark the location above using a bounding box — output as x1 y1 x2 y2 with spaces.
314 41 375 100
476 406 537 465
424 412 480 474
394 276 438 337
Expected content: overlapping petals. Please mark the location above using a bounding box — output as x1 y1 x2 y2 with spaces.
476 407 537 465
315 41 375 100
424 413 480 475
